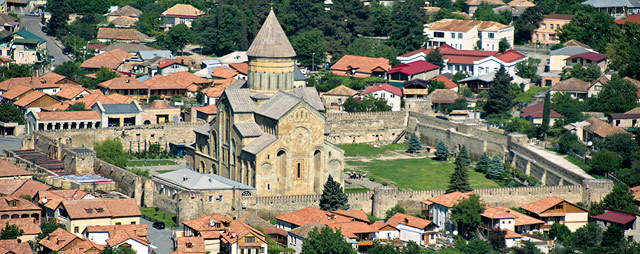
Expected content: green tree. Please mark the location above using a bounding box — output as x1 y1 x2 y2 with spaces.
447 152 472 193
100 246 136 254
0 63 33 81
320 0 373 58
548 222 570 243
66 102 87 111
569 223 602 251
607 22 640 80
434 140 449 160
388 0 426 54
292 29 327 68
407 133 422 154
385 205 406 220
473 2 511 25
46 0 70 37
589 150 622 175
192 5 243 56
512 240 543 254
475 153 491 173
459 145 471 167
599 133 640 166
0 222 24 239
428 80 446 93
38 218 66 239
483 66 513 116
561 63 601 82
400 241 427 254
280 0 325 35
557 11 621 52
456 237 492 254
301 226 355 254
136 4 164 37
367 241 399 254
345 37 398 64
602 224 625 248
319 175 349 211
425 48 444 69
603 184 638 214
515 58 540 84
557 131 587 155
159 24 193 54
498 38 510 53
451 194 485 239
369 0 392 36
551 92 585 124
540 92 551 136
342 95 391 112
513 6 544 44
0 102 26 124
487 156 504 179
590 74 639 115
54 61 85 83
504 117 537 138
94 138 129 168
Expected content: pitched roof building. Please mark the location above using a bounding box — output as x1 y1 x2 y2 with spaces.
97 28 151 42
55 198 141 236
330 55 390 79
80 48 132 71
520 196 588 231
0 158 33 179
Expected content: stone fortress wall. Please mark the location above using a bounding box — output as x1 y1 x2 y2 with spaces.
325 111 408 145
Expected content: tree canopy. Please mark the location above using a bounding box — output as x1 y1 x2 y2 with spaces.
603 184 638 214
319 175 349 211
301 226 355 254
446 152 472 193
388 0 426 54
557 11 621 52
0 223 23 240
0 102 26 124
483 66 513 116
450 194 485 239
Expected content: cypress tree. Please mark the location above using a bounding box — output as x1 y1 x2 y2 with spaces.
459 145 471 166
487 156 504 179
434 140 449 160
447 153 472 193
483 65 513 116
475 153 491 173
540 92 551 137
319 175 349 211
407 133 422 153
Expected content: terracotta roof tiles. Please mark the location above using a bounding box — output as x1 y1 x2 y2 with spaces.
14 90 54 107
275 207 352 227
508 0 535 7
332 209 370 223
0 85 32 100
35 111 101 121
172 237 206 254
229 63 248 75
428 89 460 104
56 85 88 100
105 93 134 104
427 191 472 208
39 228 79 251
98 76 149 90
194 104 217 115
387 213 436 229
466 0 505 5
426 19 509 33
431 75 458 89
0 239 33 253
80 49 133 70
520 196 565 214
145 72 211 91
0 179 51 198
211 67 239 79
60 198 140 219
323 85 358 97
182 214 232 232
361 83 403 97
330 55 390 75
326 221 378 238
288 222 324 239
162 4 205 18
551 78 589 92
0 159 33 177
97 28 150 41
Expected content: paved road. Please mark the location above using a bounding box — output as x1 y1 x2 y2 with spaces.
19 15 70 67
141 218 173 254
0 135 23 153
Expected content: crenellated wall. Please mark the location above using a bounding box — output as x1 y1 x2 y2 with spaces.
325 112 408 145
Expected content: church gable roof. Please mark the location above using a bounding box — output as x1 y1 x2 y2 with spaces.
247 10 296 58
223 89 256 113
242 134 277 155
293 87 324 111
255 91 302 120
234 123 263 138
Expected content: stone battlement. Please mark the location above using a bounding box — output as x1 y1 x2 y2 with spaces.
326 111 407 121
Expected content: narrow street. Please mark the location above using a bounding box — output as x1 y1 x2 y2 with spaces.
19 15 70 67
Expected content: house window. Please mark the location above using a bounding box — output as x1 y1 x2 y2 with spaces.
115 222 121 225
18 52 24 58
216 195 224 202
390 94 395 98
337 98 342 105
131 222 136 224
542 24 546 29
381 93 385 99
74 226 79 233
488 33 494 39
572 59 577 63
458 33 463 39
245 236 255 243
209 196 214 202
550 24 554 30
433 32 444 38
451 32 455 38
542 34 546 40
296 162 302 179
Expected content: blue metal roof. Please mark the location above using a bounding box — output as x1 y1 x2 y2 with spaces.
102 103 140 114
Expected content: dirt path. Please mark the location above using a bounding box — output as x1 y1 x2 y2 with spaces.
346 150 432 162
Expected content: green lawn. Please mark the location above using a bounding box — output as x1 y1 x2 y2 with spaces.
339 143 408 158
140 207 177 227
344 187 370 193
346 158 500 190
156 169 175 174
127 160 177 167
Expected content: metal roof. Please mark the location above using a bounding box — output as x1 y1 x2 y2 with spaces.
155 168 255 190
229 79 247 90
194 123 209 135
460 72 496 83
582 0 640 8
550 46 591 56
294 65 306 81
242 134 277 154
293 87 324 111
233 123 263 138
247 10 296 58
255 91 301 120
224 89 256 113
137 50 173 61
101 103 140 114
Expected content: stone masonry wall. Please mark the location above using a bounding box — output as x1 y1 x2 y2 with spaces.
325 112 407 145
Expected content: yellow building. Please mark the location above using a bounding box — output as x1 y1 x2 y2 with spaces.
531 14 572 44
54 198 141 237
190 9 344 196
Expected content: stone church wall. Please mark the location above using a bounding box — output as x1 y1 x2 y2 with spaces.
325 112 407 145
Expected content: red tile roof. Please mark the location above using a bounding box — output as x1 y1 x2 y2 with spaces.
326 221 378 238
389 60 439 76
615 12 640 25
330 55 390 75
275 207 352 227
0 159 33 177
592 210 637 225
332 209 370 223
172 237 206 254
361 83 402 97
211 67 239 79
0 218 41 235
229 63 248 75
0 179 51 198
98 77 149 90
0 239 34 253
445 55 486 65
544 14 573 20
182 214 232 233
87 44 108 50
97 28 150 41
14 90 55 107
495 49 527 63
565 52 607 62
80 49 132 70
520 196 587 215
427 191 472 208
35 111 101 121
520 102 563 118
194 104 217 115
431 75 458 89
156 59 182 69
162 4 205 18
387 213 436 229
145 72 211 91
0 196 41 212
60 198 141 219
56 85 88 100
105 93 134 104
0 85 32 100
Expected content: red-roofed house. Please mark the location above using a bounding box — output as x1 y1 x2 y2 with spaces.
520 102 564 126
152 59 189 77
389 60 440 82
330 55 390 79
361 83 403 111
97 76 150 100
421 191 472 232
26 111 102 134
145 71 211 99
615 12 640 25
593 208 640 241
520 196 587 232
472 49 528 77
161 4 205 29
387 213 438 246
564 51 608 72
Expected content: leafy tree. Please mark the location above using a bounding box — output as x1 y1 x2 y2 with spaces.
599 133 640 167
192 5 243 56
561 63 601 82
367 242 399 254
456 237 492 254
100 246 136 254
342 95 391 112
54 61 85 83
475 153 491 173
557 131 587 155
590 74 639 115
452 72 469 84
319 175 349 211
428 80 446 93
0 63 33 81
292 29 327 68
388 0 426 54
67 14 100 42
557 11 621 52
84 67 119 89
94 138 129 168
512 240 543 254
136 4 164 37
487 156 503 179
425 48 444 69
280 0 325 35
589 150 622 175
601 224 625 248
301 226 355 254
407 133 422 154
0 102 26 124
46 0 70 37
385 205 406 220
540 92 551 136
66 102 87 111
473 2 511 25
513 6 544 44
369 0 392 36
603 184 638 214
450 194 485 239
345 37 398 65
607 22 640 80
569 223 602 251
515 58 540 84
0 222 23 239
400 241 427 254
320 0 373 58
38 218 66 239
434 140 449 160
159 24 193 54
551 92 585 123
447 152 472 193
459 145 471 167
483 66 513 116
488 228 507 250
504 117 537 138
548 222 570 243
498 38 510 53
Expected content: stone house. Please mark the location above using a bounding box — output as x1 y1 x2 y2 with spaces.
105 5 142 28
465 0 505 15
402 79 430 99
161 4 205 29
189 10 344 197
479 206 544 247
34 189 95 221
386 213 438 246
321 85 358 111
428 88 460 110
547 45 592 72
520 196 588 232
0 196 42 222
421 191 471 233
181 213 267 254
84 224 150 254
593 208 640 242
54 198 141 237
80 48 133 72
97 76 149 100
588 75 609 97
26 110 102 134
423 19 513 51
610 107 640 129
288 222 323 254
330 55 390 79
360 83 403 111
389 60 440 82
92 101 142 127
38 228 84 253
96 27 151 43
531 14 572 44
564 51 608 73
141 100 181 124
519 102 564 126
0 158 33 179
145 71 211 99
582 0 640 19
550 78 589 100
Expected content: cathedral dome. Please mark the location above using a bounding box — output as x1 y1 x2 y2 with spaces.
247 9 296 58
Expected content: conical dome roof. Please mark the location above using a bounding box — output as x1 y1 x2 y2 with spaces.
247 10 296 58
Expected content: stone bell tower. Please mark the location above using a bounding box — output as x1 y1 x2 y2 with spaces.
246 9 297 95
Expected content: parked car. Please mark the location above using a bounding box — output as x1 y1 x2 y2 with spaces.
41 26 48 33
152 221 165 229
26 12 39 17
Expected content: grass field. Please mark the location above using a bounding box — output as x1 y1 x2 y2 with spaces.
344 187 371 193
127 160 177 167
346 158 500 190
140 207 177 227
339 143 408 158
156 169 175 174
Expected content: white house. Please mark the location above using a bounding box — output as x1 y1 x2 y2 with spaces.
422 191 472 233
387 213 438 246
423 19 514 51
471 49 528 76
371 221 400 241
287 222 323 254
360 83 403 111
